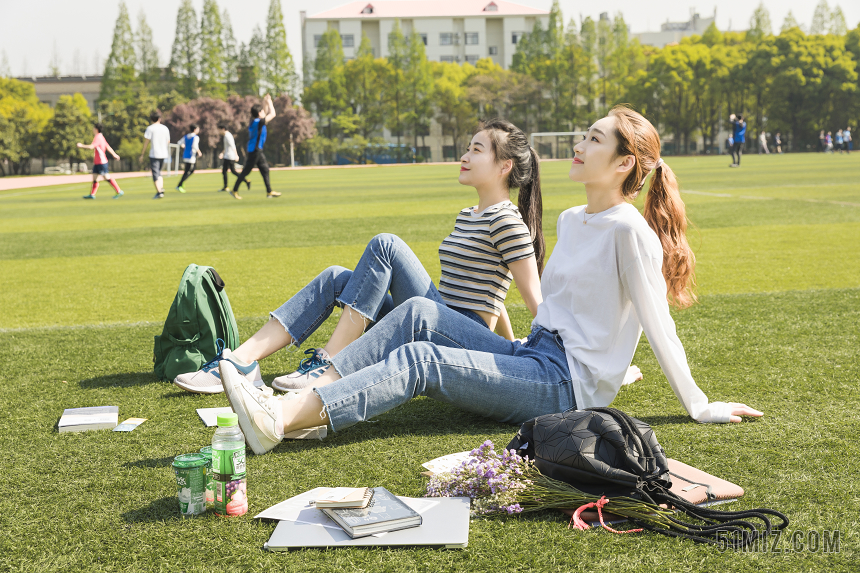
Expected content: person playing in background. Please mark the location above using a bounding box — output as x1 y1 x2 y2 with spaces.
835 129 844 154
138 110 171 199
218 123 249 193
758 130 769 155
176 124 202 193
76 122 123 200
729 114 745 167
844 127 852 154
819 130 826 152
825 131 833 152
231 94 281 200
774 132 782 154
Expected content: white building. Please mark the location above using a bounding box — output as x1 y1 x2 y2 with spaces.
634 9 716 48
302 0 549 72
301 0 549 162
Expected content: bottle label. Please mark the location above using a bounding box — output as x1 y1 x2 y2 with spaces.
212 446 247 516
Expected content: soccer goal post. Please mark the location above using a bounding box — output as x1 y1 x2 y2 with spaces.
167 143 182 177
529 131 586 160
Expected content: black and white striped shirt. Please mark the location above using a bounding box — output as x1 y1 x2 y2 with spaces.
438 201 534 316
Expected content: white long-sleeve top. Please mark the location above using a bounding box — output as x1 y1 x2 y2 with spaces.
533 202 732 423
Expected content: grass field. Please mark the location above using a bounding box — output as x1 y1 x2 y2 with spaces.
1 153 858 572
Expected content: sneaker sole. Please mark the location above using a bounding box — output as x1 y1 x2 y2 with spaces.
221 363 273 455
173 375 264 394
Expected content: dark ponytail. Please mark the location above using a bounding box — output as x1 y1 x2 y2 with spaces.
479 118 546 275
519 146 545 275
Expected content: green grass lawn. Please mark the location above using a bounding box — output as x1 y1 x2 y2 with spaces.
1 153 858 572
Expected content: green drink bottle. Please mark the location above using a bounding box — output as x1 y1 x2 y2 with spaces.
212 413 247 516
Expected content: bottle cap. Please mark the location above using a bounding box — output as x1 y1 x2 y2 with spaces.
216 413 239 427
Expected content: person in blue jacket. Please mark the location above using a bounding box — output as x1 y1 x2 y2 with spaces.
176 124 202 193
729 114 746 167
231 94 281 199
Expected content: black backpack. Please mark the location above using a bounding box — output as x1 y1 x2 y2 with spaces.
507 407 788 548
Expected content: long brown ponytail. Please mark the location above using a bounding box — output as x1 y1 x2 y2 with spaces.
479 118 546 275
609 105 696 309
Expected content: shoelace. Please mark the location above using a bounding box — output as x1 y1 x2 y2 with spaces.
199 338 226 372
297 348 328 374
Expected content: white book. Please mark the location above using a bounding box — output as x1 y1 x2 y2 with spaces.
58 406 119 433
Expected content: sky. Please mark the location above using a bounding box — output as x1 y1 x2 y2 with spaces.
1 0 857 79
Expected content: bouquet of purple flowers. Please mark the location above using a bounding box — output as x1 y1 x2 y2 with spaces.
425 440 677 529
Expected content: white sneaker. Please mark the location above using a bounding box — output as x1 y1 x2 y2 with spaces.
174 349 264 394
221 361 284 455
271 348 331 392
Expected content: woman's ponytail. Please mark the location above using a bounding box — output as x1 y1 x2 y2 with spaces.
610 105 696 309
479 118 546 275
518 146 545 275
643 162 696 309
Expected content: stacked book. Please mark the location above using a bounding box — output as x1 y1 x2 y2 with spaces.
318 487 421 539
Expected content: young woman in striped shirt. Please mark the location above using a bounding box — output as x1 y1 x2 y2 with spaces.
174 119 549 395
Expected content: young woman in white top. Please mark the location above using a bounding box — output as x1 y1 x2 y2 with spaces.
175 119 558 395
220 106 761 455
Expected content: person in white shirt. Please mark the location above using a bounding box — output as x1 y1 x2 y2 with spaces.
218 123 249 193
219 106 761 455
138 110 172 199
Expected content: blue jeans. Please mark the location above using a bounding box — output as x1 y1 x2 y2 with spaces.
269 234 484 347
318 297 576 432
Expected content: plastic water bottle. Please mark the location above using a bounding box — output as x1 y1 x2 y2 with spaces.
212 413 248 516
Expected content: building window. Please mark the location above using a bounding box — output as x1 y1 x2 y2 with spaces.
440 55 456 63
465 55 479 64
488 46 498 55
314 35 322 48
465 32 479 45
342 34 354 48
361 3 373 14
440 33 453 46
512 32 526 44
418 33 427 45
442 146 457 160
483 1 498 11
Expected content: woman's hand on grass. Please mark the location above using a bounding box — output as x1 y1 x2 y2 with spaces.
728 403 763 423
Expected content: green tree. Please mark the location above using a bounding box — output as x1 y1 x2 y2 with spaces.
199 0 225 97
810 0 830 35
432 62 478 159
780 11 802 34
829 7 848 35
747 2 773 43
136 11 161 87
264 0 298 96
343 34 387 141
101 2 138 100
0 78 53 175
44 94 92 169
170 0 200 98
222 10 239 91
404 32 434 151
0 50 9 77
384 21 410 146
304 28 348 152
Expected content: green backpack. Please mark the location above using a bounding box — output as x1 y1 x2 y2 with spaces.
153 264 240 381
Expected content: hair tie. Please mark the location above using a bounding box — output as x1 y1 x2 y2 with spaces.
654 158 664 171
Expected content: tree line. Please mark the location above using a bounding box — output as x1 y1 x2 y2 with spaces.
305 0 858 159
1 0 858 174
